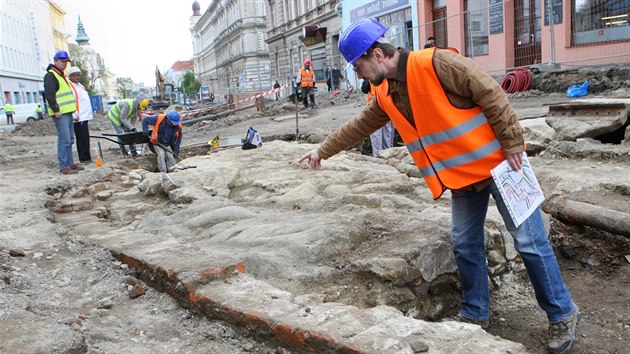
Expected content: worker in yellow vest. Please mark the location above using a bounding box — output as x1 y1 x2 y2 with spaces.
3 102 15 125
36 104 43 120
296 58 316 109
107 96 149 157
299 18 579 354
44 50 82 175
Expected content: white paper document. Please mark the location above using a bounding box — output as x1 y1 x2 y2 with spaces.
491 153 545 227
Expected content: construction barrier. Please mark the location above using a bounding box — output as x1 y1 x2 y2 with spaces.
180 84 289 118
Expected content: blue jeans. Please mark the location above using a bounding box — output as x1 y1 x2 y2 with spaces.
451 180 574 323
53 113 75 171
370 121 395 157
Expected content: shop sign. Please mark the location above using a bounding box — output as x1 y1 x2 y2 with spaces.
350 0 409 22
299 25 327 47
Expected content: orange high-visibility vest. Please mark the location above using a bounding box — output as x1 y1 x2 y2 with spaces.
375 49 506 199
300 68 314 88
150 114 182 145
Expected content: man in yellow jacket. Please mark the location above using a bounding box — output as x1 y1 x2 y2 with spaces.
299 18 579 354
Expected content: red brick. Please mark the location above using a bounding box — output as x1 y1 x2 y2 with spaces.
304 331 339 352
272 323 305 349
244 312 273 335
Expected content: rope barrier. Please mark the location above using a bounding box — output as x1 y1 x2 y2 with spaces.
180 84 289 118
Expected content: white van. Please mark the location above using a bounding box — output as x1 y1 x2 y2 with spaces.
0 103 41 124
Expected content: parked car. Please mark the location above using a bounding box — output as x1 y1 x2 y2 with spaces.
0 103 40 124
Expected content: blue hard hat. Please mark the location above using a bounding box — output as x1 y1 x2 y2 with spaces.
53 50 72 62
339 18 388 65
166 110 180 125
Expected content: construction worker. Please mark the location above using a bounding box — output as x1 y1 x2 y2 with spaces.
299 18 579 354
296 58 315 109
44 50 82 175
108 96 149 157
68 66 94 163
36 104 43 120
141 110 182 173
4 102 14 125
331 64 344 91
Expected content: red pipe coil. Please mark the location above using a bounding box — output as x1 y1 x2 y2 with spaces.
501 68 532 94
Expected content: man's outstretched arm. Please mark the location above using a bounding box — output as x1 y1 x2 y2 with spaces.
298 149 321 169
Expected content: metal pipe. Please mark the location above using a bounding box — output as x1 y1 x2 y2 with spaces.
547 0 557 65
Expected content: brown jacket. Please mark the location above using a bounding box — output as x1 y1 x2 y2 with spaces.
317 48 524 164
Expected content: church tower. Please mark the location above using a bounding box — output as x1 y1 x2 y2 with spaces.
75 16 90 46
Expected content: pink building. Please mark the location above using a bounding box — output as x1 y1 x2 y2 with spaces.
418 0 630 75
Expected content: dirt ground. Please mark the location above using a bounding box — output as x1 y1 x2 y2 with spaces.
1 89 629 353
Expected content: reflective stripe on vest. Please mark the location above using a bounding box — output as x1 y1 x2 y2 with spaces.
47 69 77 115
108 99 135 126
150 114 181 145
375 49 505 200
300 68 314 87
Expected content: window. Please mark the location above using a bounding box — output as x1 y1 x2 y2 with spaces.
285 0 292 20
378 8 413 48
270 3 276 27
465 0 489 56
310 46 326 80
572 0 630 45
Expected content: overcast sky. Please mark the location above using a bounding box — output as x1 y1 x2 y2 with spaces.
58 0 204 85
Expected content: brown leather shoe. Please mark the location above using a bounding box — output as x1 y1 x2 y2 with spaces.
70 164 85 171
61 167 78 174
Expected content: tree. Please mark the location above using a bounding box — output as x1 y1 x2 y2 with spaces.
69 45 111 96
116 77 134 99
181 71 201 102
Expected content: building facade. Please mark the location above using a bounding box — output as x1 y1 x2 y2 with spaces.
49 0 69 53
340 0 419 88
416 0 630 75
264 0 344 88
165 60 194 103
191 0 271 97
0 0 57 106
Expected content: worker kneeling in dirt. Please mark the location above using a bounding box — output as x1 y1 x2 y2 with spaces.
142 110 183 173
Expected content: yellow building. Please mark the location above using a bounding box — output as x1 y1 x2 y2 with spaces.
49 1 69 52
